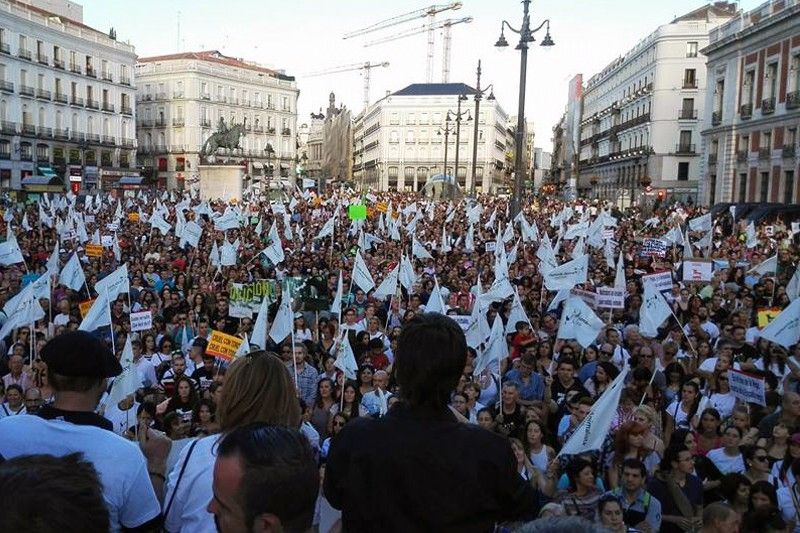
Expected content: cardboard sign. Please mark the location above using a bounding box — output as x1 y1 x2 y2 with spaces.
641 238 668 257
229 280 276 311
757 307 782 328
603 229 615 240
228 301 253 319
484 241 497 252
729 369 766 406
376 202 388 213
106 223 119 231
85 215 95 224
596 287 625 309
683 260 714 282
130 310 153 332
206 330 244 362
85 244 103 257
642 271 673 292
78 299 95 318
127 213 140 222
101 236 114 247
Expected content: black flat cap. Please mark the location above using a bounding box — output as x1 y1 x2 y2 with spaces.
41 331 122 378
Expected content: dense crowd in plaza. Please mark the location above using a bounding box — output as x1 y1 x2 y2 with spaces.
0 185 798 533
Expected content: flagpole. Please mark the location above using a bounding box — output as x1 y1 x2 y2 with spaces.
106 287 116 357
288 283 298 390
668 307 697 356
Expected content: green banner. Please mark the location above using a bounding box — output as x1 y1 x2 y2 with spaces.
348 204 367 220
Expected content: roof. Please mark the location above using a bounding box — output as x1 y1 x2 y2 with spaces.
673 1 737 23
138 50 295 81
392 83 477 97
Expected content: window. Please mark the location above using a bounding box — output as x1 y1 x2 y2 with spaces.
683 69 696 88
420 113 428 125
433 112 442 124
791 54 800 92
388 166 398 179
785 171 795 204
677 162 689 181
760 172 769 202
738 173 747 202
390 112 399 125
686 42 698 58
406 113 416 125
714 79 724 114
404 166 414 179
762 131 772 149
176 157 185 171
765 62 778 100
158 157 167 171
679 130 692 150
682 98 694 112
405 130 414 143
709 174 716 204
743 70 755 105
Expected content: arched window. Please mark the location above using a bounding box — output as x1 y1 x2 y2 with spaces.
38 106 46 127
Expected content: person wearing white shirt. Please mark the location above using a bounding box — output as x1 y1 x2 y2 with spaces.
707 426 746 475
361 370 393 417
776 460 800 533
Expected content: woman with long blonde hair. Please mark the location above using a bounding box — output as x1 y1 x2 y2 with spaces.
163 351 300 533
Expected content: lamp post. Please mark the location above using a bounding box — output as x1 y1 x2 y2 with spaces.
449 95 471 190
264 143 275 200
469 59 494 197
495 0 554 218
437 115 455 179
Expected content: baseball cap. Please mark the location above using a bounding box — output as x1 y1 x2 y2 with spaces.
41 331 122 378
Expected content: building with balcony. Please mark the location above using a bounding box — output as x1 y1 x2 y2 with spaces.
135 50 299 190
303 91 352 189
0 0 136 192
700 0 800 205
352 83 509 193
577 2 736 206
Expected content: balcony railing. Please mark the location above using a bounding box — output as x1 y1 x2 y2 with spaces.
102 102 114 112
782 145 796 158
173 92 184 99
711 111 722 126
20 152 32 161
675 144 696 154
85 66 96 78
267 127 276 134
200 92 210 100
0 150 10 160
172 118 185 127
36 88 51 100
53 128 69 140
53 58 64 69
70 96 84 106
677 109 698 120
120 75 131 86
682 79 698 89
102 135 115 145
156 92 167 100
54 92 68 103
101 71 113 82
155 118 166 127
39 126 52 137
18 49 31 61
736 150 748 162
707 153 718 164
37 54 48 65
139 119 153 127
19 85 34 96
70 131 85 142
740 103 753 119
21 124 36 135
282 128 291 136
787 91 800 110
758 147 771 159
254 126 264 133
0 80 13 92
761 97 776 115
120 138 135 148
0 43 9 54
69 63 81 74
200 119 211 127
121 105 133 115
86 99 99 109
86 133 101 143
1 121 17 134
53 156 65 165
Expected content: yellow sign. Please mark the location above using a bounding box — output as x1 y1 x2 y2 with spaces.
127 212 140 222
85 244 103 257
376 202 388 213
206 330 244 362
757 307 782 328
78 299 95 318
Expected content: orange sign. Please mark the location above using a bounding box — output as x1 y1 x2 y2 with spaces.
206 330 244 362
376 202 388 213
127 212 140 222
78 299 95 318
85 244 103 257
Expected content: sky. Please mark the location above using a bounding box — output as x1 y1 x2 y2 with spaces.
79 0 762 153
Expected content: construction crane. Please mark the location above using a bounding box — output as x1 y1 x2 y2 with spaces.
343 2 462 83
302 61 390 111
363 17 473 83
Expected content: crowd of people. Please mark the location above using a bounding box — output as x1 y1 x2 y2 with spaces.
0 185 798 533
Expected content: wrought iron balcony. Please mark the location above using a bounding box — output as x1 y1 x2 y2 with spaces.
675 144 696 154
53 128 69 140
155 118 166 127
86 66 96 78
200 119 211 127
120 138 136 148
19 85 34 97
155 92 167 100
70 131 85 142
0 43 9 54
782 145 795 158
18 49 31 61
86 99 99 109
71 96 84 106
678 109 698 120
682 79 698 89
172 118 185 127
54 92 68 103
758 147 771 160
69 63 81 74
101 71 113 82
139 119 153 127
787 91 800 110
736 150 748 162
282 128 291 135
200 92 210 100
102 135 115 145
37 54 48 65
707 153 717 164
173 92 184 99
1 121 17 134
21 123 36 135
102 102 114 112
711 111 722 126
740 103 753 119
39 126 52 137
86 133 101 143
120 75 131 86
761 97 776 115
0 80 13 93
121 105 133 115
53 58 64 69
36 88 51 100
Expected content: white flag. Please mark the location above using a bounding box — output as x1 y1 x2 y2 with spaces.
268 289 293 344
465 286 491 349
544 254 589 291
373 264 399 301
0 291 46 340
234 333 251 358
547 288 571 312
424 276 446 314
399 254 416 292
209 241 221 268
614 251 626 290
315 217 335 240
558 366 630 456
683 230 693 259
505 289 532 334
261 221 285 265
180 221 203 248
250 294 270 351
688 212 712 232
748 255 777 276
254 216 263 236
220 239 238 267
440 226 452 253
58 252 86 292
465 224 475 252
760 299 800 348
334 332 358 380
786 268 800 302
106 336 142 407
79 291 112 332
149 213 172 236
412 237 433 260
214 210 240 231
537 233 558 274
45 241 60 278
330 271 344 316
95 263 130 301
351 250 375 293
557 296 604 348
502 221 515 243
473 315 507 376
0 233 24 266
746 222 758 249
484 209 497 231
639 282 672 338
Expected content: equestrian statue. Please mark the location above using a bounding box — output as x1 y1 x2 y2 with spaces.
200 117 246 159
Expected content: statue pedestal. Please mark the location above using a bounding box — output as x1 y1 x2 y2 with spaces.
198 164 246 202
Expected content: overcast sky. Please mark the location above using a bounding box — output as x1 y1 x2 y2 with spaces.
81 0 760 153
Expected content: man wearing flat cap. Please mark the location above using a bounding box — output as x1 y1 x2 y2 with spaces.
0 331 161 532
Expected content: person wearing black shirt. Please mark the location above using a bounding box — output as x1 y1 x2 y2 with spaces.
495 381 527 439
325 313 540 532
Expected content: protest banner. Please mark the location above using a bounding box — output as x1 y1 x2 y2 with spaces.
641 238 668 257
130 311 153 332
484 241 497 253
376 202 388 213
348 204 367 221
206 330 244 362
757 307 782 328
642 271 673 293
229 300 253 319
683 259 714 282
101 236 114 247
603 229 615 240
571 288 597 310
127 213 140 222
229 280 276 311
85 244 103 257
78 299 95 318
106 223 119 231
596 287 625 309
729 369 766 406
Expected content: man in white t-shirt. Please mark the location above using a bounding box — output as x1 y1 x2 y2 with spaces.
0 331 160 532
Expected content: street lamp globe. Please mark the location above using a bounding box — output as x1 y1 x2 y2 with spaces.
494 29 509 48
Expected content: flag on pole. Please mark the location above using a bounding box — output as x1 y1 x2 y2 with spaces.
614 251 626 290
315 217 335 240
688 213 712 232
373 264 399 301
399 254 416 292
209 241 221 268
351 250 375 293
424 276 446 314
412 237 433 260
250 295 270 350
95 263 130 301
268 288 293 344
234 333 251 358
786 268 800 302
557 296 604 348
473 315 507 376
106 336 142 408
330 271 344 316
505 289 532 334
58 253 86 292
544 254 589 291
760 299 800 349
334 332 358 380
558 366 630 456
748 255 778 276
0 232 24 266
79 291 112 332
261 221 285 265
0 291 45 340
465 224 475 252
746 222 758 249
639 282 672 338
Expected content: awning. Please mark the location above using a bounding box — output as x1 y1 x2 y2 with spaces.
22 176 62 186
117 176 145 185
37 166 58 177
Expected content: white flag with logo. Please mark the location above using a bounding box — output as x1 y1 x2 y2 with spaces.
268 288 293 344
465 224 475 252
315 217 335 240
95 263 129 301
558 366 630 456
505 289 532 334
537 233 558 274
0 233 24 266
351 250 375 293
373 264 399 301
250 295 270 351
748 255 777 276
688 213 712 232
58 252 86 292
412 237 433 260
473 315 507 376
399 254 416 292
214 210 240 231
330 271 344 316
0 291 46 340
79 291 112 332
180 220 203 248
106 336 142 407
786 268 800 302
639 282 672 338
424 276 446 314
544 254 589 291
557 296 604 348
746 222 758 249
261 221 285 265
334 332 358 380
760 299 800 349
